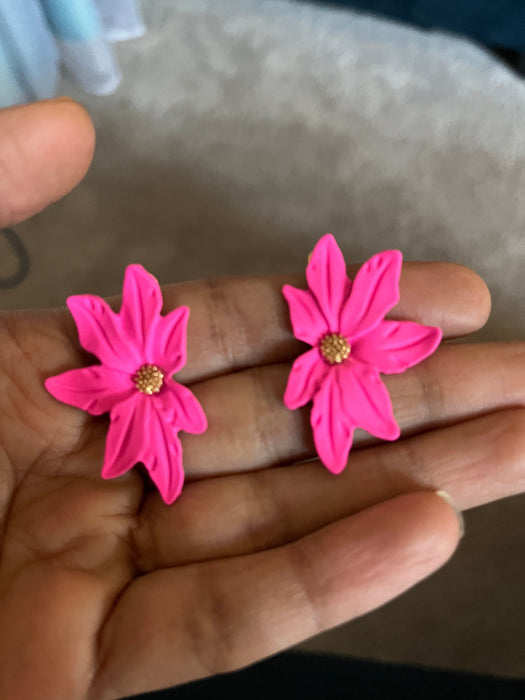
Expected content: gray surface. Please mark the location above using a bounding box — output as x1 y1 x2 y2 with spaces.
2 0 524 678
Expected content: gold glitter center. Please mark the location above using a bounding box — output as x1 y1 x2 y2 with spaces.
320 334 351 365
134 364 165 395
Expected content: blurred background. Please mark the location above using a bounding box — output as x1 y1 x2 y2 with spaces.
1 0 524 681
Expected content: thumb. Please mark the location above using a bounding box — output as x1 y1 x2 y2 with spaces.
0 98 95 228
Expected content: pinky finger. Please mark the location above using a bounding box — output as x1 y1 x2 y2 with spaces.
92 492 462 699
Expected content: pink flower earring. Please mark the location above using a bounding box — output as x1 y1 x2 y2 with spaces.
283 234 442 473
45 265 207 504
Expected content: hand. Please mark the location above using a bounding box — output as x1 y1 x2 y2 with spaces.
0 101 523 700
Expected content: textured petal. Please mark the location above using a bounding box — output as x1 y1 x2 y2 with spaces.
45 365 135 415
143 399 185 504
102 393 147 479
146 434 184 505
339 250 403 340
353 320 442 375
148 306 189 374
341 361 400 440
119 265 163 355
310 369 355 474
102 393 186 504
156 379 208 434
67 295 141 372
306 234 349 329
284 348 328 410
282 285 328 345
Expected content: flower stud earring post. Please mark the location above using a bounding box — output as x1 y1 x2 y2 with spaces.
283 234 442 474
45 265 207 504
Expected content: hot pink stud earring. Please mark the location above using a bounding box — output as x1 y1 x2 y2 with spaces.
283 234 442 473
45 265 207 504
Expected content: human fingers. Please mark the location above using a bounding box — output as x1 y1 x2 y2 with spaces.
178 342 525 477
41 261 490 388
174 262 491 382
134 407 524 570
92 492 460 699
24 262 489 483
0 99 95 228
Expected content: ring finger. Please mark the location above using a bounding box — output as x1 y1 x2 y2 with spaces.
134 405 525 570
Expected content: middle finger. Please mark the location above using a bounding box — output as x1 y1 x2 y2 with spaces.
181 342 525 477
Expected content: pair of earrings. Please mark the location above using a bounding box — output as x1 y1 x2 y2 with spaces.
45 235 441 504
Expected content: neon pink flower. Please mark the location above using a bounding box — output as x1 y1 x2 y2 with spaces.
283 234 442 474
45 265 207 504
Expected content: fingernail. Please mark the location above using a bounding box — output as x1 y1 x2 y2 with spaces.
435 490 465 538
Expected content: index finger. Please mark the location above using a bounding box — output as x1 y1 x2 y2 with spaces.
46 261 489 386
172 261 490 382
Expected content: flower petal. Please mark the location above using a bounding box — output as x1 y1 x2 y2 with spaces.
310 369 355 474
352 320 442 375
67 295 141 372
339 250 402 340
102 393 147 479
284 347 328 410
282 285 328 346
306 234 349 329
341 361 400 440
148 306 189 375
144 398 185 504
102 394 186 503
146 436 184 505
120 265 163 355
45 365 135 415
156 379 208 435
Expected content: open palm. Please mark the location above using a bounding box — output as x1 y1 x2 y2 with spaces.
1 101 524 700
